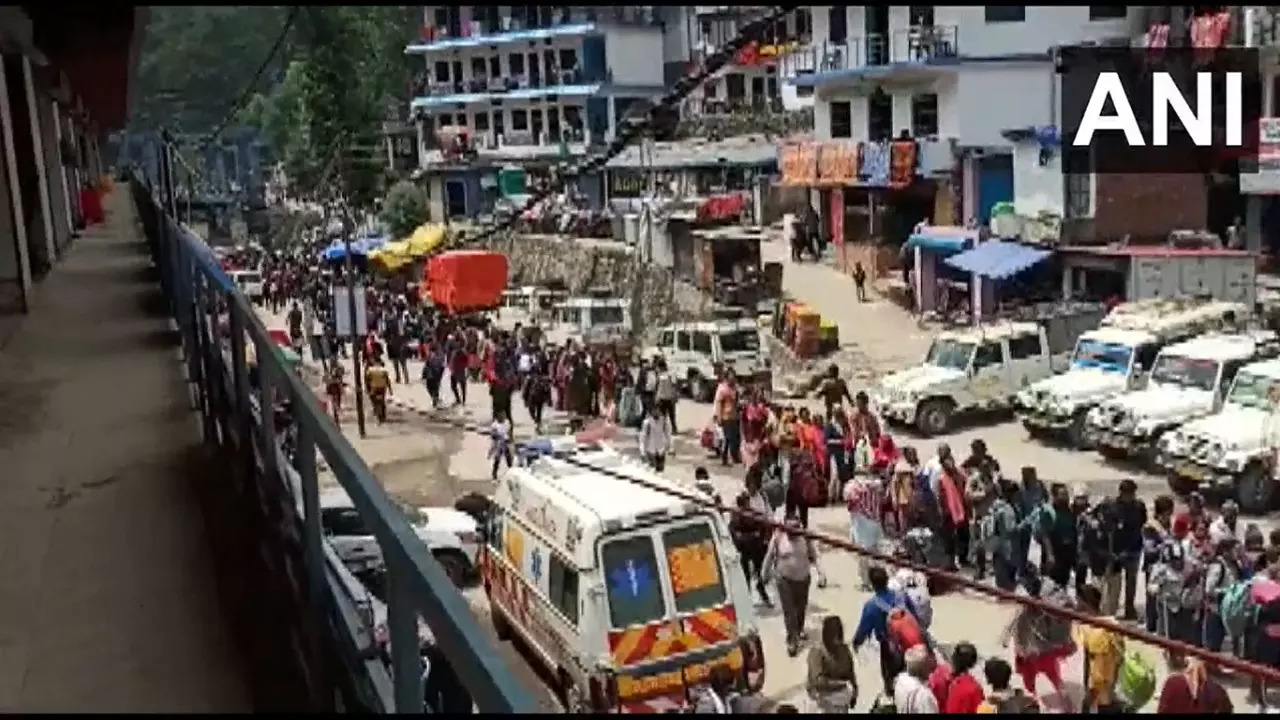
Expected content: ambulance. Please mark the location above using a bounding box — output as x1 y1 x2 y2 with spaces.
479 441 765 713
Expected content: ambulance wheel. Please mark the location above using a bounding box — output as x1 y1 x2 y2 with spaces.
1237 462 1275 516
490 603 512 641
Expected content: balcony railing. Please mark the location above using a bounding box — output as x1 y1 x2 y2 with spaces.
133 138 539 714
412 68 613 99
677 103 813 140
420 7 660 42
783 25 960 75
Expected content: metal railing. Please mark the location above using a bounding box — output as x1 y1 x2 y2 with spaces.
782 26 960 75
130 140 538 714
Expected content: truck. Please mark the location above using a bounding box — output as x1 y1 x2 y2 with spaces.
1086 331 1280 466
1017 298 1247 448
1156 357 1280 514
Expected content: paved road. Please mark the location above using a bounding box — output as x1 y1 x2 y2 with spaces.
259 237 1277 712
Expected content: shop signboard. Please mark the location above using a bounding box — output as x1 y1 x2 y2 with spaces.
816 142 858 185
779 142 818 186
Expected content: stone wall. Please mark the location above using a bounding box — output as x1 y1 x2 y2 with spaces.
475 230 714 334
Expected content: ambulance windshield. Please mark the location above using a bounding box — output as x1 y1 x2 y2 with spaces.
600 519 727 629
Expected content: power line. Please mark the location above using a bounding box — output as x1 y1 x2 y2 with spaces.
201 6 301 149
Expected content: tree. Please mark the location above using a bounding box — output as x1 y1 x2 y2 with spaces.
381 180 429 239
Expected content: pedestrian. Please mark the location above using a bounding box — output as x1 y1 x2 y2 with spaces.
1044 482 1081 592
448 338 469 405
853 565 928 697
422 344 445 409
982 479 1022 592
853 261 868 302
1001 571 1073 704
761 512 816 657
845 469 886 590
730 491 772 607
1157 656 1233 713
941 642 986 713
639 403 672 472
892 645 939 713
806 615 857 713
1106 478 1147 621
524 367 550 433
692 665 738 713
714 370 742 465
488 410 513 479
1075 584 1126 713
654 359 678 433
976 658 1039 713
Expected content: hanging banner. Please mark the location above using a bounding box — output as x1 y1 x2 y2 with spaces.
830 187 845 248
817 142 858 185
779 143 818 186
889 140 918 188
858 141 890 187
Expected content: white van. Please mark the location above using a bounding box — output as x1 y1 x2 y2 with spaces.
229 269 264 301
648 320 769 402
480 443 764 713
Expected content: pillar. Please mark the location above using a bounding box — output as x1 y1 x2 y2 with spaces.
0 53 30 312
19 56 54 264
48 103 73 244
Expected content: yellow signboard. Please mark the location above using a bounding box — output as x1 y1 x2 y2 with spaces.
668 540 721 595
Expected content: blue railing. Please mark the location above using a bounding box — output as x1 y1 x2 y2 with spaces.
130 141 538 714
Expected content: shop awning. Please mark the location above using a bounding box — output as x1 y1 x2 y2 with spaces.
944 240 1052 280
903 227 976 254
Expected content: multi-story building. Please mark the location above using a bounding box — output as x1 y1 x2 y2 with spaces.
1240 7 1280 255
407 7 669 158
786 6 1141 233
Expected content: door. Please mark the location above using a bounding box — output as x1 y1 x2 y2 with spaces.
1007 332 1049 392
976 154 1014 224
674 330 693 374
969 340 1009 404
445 179 467 219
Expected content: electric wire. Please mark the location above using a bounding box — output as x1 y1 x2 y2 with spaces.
200 6 301 149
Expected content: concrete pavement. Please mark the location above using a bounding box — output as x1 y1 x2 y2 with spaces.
261 302 1263 712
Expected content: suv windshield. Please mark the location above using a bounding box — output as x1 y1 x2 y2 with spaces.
719 329 759 354
600 519 727 629
1227 371 1280 410
1149 354 1220 391
1072 340 1133 374
926 339 974 371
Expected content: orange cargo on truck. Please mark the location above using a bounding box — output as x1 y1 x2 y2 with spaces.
425 250 508 314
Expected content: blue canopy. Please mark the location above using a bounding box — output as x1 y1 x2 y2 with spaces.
903 230 973 254
320 235 387 262
944 240 1052 280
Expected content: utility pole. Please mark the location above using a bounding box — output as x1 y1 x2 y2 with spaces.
341 198 368 438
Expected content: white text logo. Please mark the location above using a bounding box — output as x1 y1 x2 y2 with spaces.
1072 71 1243 148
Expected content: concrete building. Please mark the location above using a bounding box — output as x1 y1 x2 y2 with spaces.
406 7 669 162
0 7 139 322
1240 7 1280 256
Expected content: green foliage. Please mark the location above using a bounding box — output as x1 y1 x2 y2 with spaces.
135 5 422 207
381 180 429 239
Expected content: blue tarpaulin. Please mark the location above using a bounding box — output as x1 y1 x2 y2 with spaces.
944 240 1052 280
321 235 387 262
903 229 974 254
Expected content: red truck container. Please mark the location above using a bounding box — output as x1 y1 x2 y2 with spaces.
425 250 508 314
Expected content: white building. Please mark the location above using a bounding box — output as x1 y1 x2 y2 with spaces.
406 7 669 160
788 6 1137 227
1240 7 1280 254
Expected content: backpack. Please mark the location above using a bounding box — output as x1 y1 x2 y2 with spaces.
1117 649 1157 711
876 594 926 655
996 690 1041 714
890 569 934 629
1222 577 1260 638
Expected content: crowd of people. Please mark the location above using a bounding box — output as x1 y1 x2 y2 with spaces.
241 245 1269 715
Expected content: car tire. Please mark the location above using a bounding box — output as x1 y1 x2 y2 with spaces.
432 549 470 588
1022 421 1047 440
1238 461 1275 515
914 399 953 436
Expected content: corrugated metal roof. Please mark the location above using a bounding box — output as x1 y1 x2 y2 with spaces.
1059 245 1253 258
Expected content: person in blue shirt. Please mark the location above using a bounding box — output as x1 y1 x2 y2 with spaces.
852 565 928 698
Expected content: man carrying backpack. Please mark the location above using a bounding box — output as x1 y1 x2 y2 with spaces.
853 565 930 698
1204 535 1245 654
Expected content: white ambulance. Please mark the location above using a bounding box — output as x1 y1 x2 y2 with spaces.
480 441 765 713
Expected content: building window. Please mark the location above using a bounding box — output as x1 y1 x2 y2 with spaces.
868 90 892 141
794 9 811 38
558 48 578 70
1065 173 1093 219
910 93 939 137
436 113 453 127
434 61 450 83
828 7 847 43
1088 6 1128 21
512 109 529 131
908 6 935 26
725 73 746 102
795 71 814 98
564 105 583 131
474 112 490 132
704 82 718 99
470 57 487 79
488 56 501 77
509 53 526 76
984 6 1026 23
830 100 852 138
